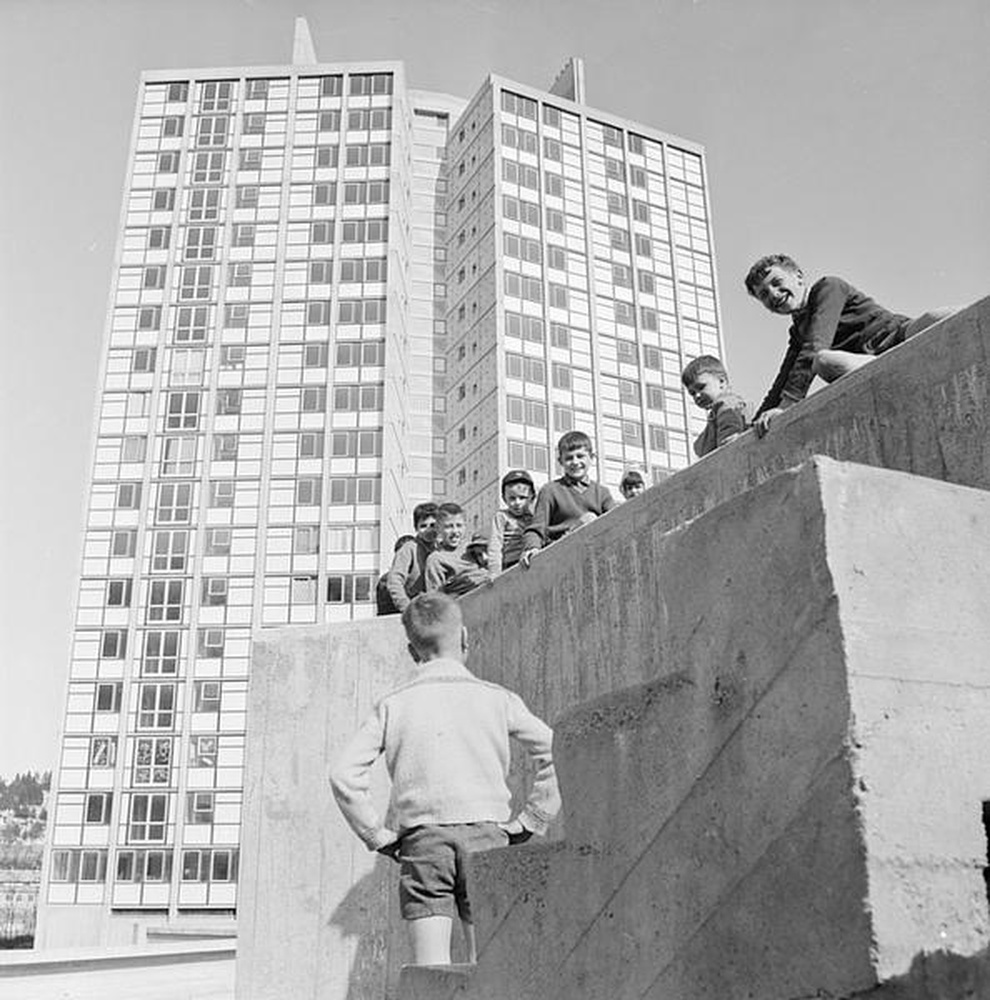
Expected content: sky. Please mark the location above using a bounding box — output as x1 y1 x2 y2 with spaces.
1 0 988 777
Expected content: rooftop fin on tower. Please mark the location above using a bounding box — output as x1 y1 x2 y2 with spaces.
293 17 318 65
548 57 586 104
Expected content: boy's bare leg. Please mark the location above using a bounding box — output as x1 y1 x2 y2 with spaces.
903 307 956 339
812 349 874 383
461 918 478 964
408 915 453 965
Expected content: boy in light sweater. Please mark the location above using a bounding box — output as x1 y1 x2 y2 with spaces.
330 593 560 966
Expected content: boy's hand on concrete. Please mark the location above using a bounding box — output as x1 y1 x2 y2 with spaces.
754 408 783 438
498 818 533 845
577 511 597 526
519 549 535 570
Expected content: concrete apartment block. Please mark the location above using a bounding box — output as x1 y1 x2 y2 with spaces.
239 456 990 1000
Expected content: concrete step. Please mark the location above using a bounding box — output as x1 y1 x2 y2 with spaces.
398 962 474 1000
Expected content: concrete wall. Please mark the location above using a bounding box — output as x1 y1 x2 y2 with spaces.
238 458 990 1000
426 460 990 1000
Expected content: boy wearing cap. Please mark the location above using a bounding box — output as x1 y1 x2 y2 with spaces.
619 469 646 500
489 469 536 574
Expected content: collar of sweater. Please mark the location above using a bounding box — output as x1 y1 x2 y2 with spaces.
409 657 472 680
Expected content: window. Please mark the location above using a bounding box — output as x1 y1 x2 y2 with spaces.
187 792 215 825
156 482 192 523
545 172 563 197
320 74 343 96
633 199 650 223
635 234 653 258
106 579 133 608
138 683 175 729
201 577 228 606
192 150 225 184
291 576 317 603
225 303 250 327
166 391 201 430
646 385 665 410
152 188 175 211
197 628 224 658
548 283 568 308
236 184 259 207
616 339 638 365
349 72 393 95
552 362 572 390
346 107 392 131
101 629 128 659
95 682 122 713
649 425 668 452
212 433 238 461
242 114 265 135
314 182 336 206
205 527 232 556
303 342 328 368
194 680 221 712
51 849 108 884
167 82 189 102
232 224 255 247
147 579 184 622
116 849 172 883
327 476 381 505
129 794 167 842
316 145 338 167
137 306 161 330
189 188 221 221
196 115 228 147
221 345 246 369
133 736 172 785
148 227 171 250
185 227 217 260
151 529 188 571
505 312 544 344
161 436 196 476
306 300 331 325
240 148 262 169
90 737 117 768
638 270 656 294
554 404 574 431
179 265 212 299
319 109 341 131
84 793 113 825
182 848 238 883
506 396 547 427
610 227 631 251
293 525 319 555
189 735 217 768
505 353 545 385
311 221 334 244
630 165 647 188
622 420 643 445
298 431 324 458
143 265 166 289
116 482 142 509
309 260 332 284
121 436 147 463
210 480 235 508
296 477 322 505
545 208 564 233
216 388 242 415
132 347 157 373
175 305 208 342
301 386 327 412
143 631 180 675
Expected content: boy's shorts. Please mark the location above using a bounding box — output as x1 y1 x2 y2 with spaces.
396 822 508 922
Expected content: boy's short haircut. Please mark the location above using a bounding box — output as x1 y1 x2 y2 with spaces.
412 502 439 529
556 430 593 458
401 592 462 656
744 254 801 295
437 501 464 522
619 469 645 489
501 469 535 497
681 355 728 386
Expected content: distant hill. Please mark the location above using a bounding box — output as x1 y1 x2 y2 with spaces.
0 772 50 866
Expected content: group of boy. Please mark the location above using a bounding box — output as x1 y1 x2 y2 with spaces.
333 254 957 970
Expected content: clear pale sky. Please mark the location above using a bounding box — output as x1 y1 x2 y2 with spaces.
1 0 988 776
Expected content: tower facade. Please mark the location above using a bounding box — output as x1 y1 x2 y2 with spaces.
444 73 722 525
37 56 463 946
38 47 722 947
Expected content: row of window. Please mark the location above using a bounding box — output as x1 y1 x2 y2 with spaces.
49 846 238 885
113 475 382 515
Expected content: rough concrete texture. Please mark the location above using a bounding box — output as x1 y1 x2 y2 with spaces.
236 616 417 1000
404 460 990 1000
238 456 990 1000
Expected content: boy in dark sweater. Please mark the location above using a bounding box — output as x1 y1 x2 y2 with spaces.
745 254 954 437
384 503 439 613
520 431 615 568
424 503 470 593
681 355 749 457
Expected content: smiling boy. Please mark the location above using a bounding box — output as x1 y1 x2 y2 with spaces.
520 431 616 568
681 355 749 457
424 503 470 593
745 254 954 436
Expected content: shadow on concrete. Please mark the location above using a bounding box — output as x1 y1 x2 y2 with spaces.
853 947 990 999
